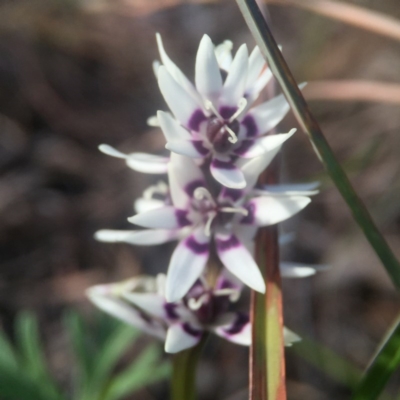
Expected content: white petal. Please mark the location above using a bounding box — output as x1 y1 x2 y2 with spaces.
95 229 180 245
165 323 202 353
157 110 192 141
168 153 205 209
210 158 246 189
254 182 319 196
213 313 251 346
123 292 166 319
215 233 265 293
281 262 329 278
134 198 165 214
283 327 301 347
220 44 249 106
240 149 282 190
236 129 295 158
251 67 273 96
125 153 169 174
242 196 311 226
215 40 233 71
156 33 201 105
247 93 290 135
166 230 210 302
158 66 203 127
128 206 189 229
245 46 266 94
86 286 165 339
166 140 208 158
195 35 223 102
98 144 127 158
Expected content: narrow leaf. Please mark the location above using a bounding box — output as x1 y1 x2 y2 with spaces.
352 314 400 400
235 0 400 289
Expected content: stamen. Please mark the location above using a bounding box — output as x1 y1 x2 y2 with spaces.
194 187 215 204
205 99 224 121
188 293 209 310
143 181 168 199
214 288 241 302
228 98 248 123
225 125 238 144
204 211 217 237
220 206 249 216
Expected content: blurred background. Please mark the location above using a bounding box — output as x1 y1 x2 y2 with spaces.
1 0 400 399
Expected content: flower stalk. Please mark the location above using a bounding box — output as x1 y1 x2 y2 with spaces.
236 0 400 289
171 335 208 400
250 157 286 399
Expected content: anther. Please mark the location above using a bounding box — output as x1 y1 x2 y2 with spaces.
194 187 215 204
205 99 224 121
188 293 209 310
228 98 248 123
220 206 248 216
204 212 217 236
225 125 238 144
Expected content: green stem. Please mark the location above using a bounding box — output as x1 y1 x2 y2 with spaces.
236 0 400 289
170 336 207 400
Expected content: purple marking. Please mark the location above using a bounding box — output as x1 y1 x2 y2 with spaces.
224 312 249 335
185 235 209 254
175 209 191 227
212 158 236 170
182 322 203 337
216 235 240 251
192 140 209 156
188 109 207 132
241 115 258 137
240 202 255 224
219 106 237 120
185 179 205 197
233 139 254 156
216 277 236 290
221 187 244 202
164 303 179 320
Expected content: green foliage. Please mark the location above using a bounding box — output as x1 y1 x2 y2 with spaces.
0 311 170 400
352 315 400 400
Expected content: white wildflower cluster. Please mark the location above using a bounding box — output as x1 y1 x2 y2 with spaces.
87 35 320 353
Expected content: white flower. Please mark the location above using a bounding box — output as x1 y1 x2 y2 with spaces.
86 272 300 354
97 154 312 302
154 33 301 189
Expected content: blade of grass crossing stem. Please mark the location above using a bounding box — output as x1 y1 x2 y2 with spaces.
171 336 208 400
235 0 400 289
352 314 400 400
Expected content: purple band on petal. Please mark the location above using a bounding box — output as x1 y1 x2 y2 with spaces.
175 209 191 227
183 322 202 337
192 140 210 156
216 277 236 290
219 106 237 120
221 187 244 202
224 312 249 335
216 235 240 251
212 159 236 170
188 109 207 132
240 202 255 224
185 235 209 254
241 115 258 137
164 303 179 320
185 179 205 197
233 139 254 156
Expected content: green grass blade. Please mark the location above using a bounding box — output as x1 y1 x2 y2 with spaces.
0 330 19 370
352 314 400 400
235 0 400 289
89 324 139 397
103 345 170 400
293 337 362 389
15 311 65 400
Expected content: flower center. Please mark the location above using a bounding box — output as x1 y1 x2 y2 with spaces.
204 98 247 154
192 187 249 236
